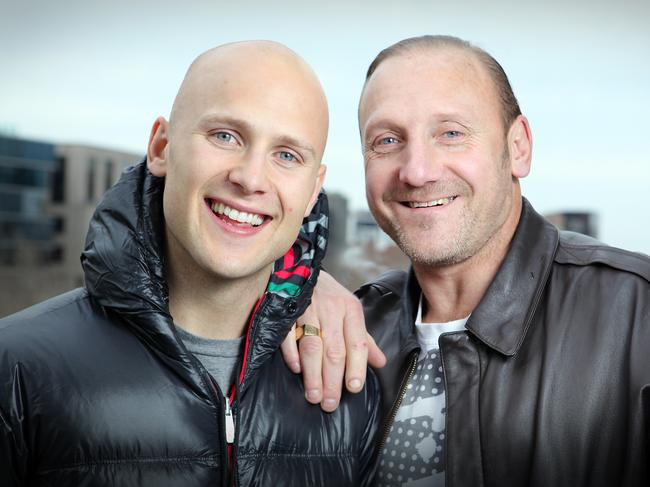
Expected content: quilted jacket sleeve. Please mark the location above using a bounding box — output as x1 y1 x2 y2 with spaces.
0 362 29 487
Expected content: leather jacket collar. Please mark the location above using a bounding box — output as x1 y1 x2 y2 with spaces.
467 198 559 356
400 198 560 357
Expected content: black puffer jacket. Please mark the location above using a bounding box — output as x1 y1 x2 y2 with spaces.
0 162 380 487
358 198 650 487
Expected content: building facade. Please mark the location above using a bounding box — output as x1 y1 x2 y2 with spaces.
0 135 141 317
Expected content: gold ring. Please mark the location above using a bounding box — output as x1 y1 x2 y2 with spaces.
295 323 324 341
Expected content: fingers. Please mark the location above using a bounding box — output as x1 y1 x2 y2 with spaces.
280 323 301 373
367 333 387 369
320 312 346 412
293 270 387 412
341 298 369 393
298 321 324 406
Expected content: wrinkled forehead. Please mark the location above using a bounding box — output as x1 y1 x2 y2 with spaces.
359 48 498 127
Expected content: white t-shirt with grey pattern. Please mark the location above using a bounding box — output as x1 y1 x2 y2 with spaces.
376 301 468 487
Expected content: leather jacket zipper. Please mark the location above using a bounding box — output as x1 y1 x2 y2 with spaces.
375 350 420 463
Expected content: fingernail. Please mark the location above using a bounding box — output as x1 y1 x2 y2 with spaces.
292 362 301 373
348 379 362 390
306 389 320 401
323 399 337 410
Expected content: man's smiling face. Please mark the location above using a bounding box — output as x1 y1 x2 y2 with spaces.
359 47 521 267
148 42 327 283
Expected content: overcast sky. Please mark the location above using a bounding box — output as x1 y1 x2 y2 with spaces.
2 0 649 254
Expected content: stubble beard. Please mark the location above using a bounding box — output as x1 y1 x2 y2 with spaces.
380 150 512 268
387 206 478 267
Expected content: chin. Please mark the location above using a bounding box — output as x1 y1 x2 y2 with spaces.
396 233 468 267
409 251 469 267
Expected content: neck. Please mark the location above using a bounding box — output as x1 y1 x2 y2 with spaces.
165 242 271 340
414 193 522 323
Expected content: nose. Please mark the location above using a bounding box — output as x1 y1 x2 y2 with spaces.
398 140 444 187
227 149 269 195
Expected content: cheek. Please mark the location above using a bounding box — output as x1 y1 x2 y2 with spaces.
365 169 388 200
278 173 319 217
452 154 490 183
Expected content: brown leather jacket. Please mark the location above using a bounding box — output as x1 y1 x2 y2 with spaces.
358 198 650 486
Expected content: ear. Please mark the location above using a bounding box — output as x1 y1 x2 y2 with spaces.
507 115 532 179
147 116 170 177
304 164 327 217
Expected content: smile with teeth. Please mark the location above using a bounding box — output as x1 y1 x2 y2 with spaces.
408 196 457 208
210 201 265 226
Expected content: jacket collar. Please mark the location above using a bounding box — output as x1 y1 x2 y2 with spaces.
467 198 558 356
404 198 559 357
81 160 328 369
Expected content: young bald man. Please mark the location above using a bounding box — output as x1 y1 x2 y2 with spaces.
0 41 379 486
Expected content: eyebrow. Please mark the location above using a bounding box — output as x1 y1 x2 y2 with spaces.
198 113 317 159
362 118 403 142
274 135 317 160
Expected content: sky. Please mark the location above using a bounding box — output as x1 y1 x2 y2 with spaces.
1 0 649 254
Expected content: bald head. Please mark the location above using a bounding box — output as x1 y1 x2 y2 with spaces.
169 41 329 160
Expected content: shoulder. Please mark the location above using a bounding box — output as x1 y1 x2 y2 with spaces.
0 288 112 363
355 270 408 321
356 269 408 301
1 288 91 332
354 270 416 350
555 231 650 284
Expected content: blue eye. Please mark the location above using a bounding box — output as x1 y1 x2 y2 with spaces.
379 136 398 145
444 130 461 138
215 132 235 143
278 151 297 162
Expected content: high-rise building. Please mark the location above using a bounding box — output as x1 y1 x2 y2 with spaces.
0 135 141 317
0 136 59 267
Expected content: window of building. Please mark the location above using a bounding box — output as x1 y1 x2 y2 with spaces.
39 245 63 264
53 217 64 233
105 159 114 192
87 157 96 202
0 221 18 239
21 219 55 241
0 248 17 266
52 156 66 203
0 166 17 186
0 166 48 188
0 191 22 213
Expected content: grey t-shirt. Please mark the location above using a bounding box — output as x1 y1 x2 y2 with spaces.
175 325 244 395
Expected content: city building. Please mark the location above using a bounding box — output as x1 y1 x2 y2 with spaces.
322 194 409 291
545 211 598 238
0 135 141 317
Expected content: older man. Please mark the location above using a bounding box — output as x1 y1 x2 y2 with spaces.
0 41 379 486
288 36 650 486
